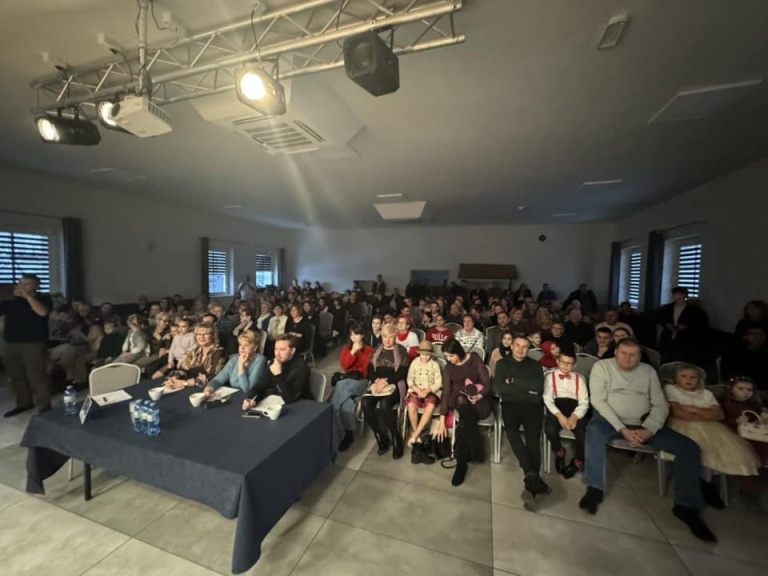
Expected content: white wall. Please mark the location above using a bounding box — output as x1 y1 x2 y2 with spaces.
294 223 616 303
615 158 768 330
0 166 296 304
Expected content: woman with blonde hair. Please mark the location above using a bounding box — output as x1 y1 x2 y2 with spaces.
203 331 266 397
136 311 172 373
165 322 226 389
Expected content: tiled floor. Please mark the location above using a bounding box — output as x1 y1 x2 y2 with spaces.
0 355 766 576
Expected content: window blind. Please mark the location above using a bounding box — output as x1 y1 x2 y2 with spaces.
208 249 229 295
0 232 51 292
676 243 702 298
255 253 274 287
628 251 642 308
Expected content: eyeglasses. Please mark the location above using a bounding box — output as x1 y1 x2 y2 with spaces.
558 359 575 366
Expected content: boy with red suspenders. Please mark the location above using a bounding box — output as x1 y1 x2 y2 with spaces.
543 349 590 479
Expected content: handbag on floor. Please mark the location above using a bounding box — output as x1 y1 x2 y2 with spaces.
738 411 768 443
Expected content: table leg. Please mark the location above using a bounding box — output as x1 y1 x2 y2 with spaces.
83 463 92 501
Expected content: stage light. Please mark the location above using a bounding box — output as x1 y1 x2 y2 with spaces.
98 101 118 127
35 113 101 146
235 68 286 116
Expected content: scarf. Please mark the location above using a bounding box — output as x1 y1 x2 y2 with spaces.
498 343 512 357
372 344 403 371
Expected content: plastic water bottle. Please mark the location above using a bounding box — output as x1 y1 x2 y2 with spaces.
147 402 160 436
63 385 78 415
136 401 148 434
130 401 141 432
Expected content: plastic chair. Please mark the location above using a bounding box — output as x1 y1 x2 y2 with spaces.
485 325 502 355
89 363 141 395
302 323 317 368
435 356 447 370
574 353 599 379
432 342 444 359
445 323 462 334
450 405 501 464
413 328 426 343
643 347 661 372
309 371 327 402
527 348 543 361
318 312 333 339
70 363 141 480
470 346 485 362
608 439 666 498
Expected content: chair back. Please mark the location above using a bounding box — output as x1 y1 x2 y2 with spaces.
258 328 267 355
470 346 485 362
659 361 706 384
318 312 333 338
309 371 327 402
643 347 661 371
432 342 444 358
413 328 426 342
485 325 502 356
575 353 599 379
445 323 462 334
436 357 447 370
89 363 141 396
527 348 543 361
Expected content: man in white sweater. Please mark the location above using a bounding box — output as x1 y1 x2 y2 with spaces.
579 338 717 542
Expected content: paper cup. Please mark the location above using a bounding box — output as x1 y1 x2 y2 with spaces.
189 393 205 407
149 387 164 401
266 405 283 420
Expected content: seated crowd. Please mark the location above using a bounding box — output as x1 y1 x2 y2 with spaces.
3 273 767 547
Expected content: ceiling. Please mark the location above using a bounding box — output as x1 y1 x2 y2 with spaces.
1 0 768 228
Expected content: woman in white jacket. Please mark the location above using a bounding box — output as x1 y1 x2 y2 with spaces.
113 314 149 364
455 314 485 353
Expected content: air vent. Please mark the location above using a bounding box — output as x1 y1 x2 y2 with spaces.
233 116 324 155
648 79 763 124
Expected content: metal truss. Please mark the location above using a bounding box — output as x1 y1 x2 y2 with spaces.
31 0 464 114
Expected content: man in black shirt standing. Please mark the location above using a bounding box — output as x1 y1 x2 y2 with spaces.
1 274 52 416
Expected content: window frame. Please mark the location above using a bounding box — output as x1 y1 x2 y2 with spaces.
254 251 277 288
617 241 644 310
0 213 63 294
661 227 705 302
207 246 233 297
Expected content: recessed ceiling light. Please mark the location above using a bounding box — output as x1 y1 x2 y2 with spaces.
376 193 404 198
552 212 577 218
517 206 525 210
597 15 629 50
224 205 243 209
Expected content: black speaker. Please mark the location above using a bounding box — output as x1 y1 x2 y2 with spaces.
343 32 400 96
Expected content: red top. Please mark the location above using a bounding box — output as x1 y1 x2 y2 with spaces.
540 341 558 369
426 327 454 343
340 345 373 378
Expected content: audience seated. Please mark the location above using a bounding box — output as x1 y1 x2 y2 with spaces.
563 283 598 317
454 314 485 353
426 314 454 344
584 327 613 359
242 334 311 407
285 304 312 354
734 300 768 339
256 301 273 333
508 307 530 335
164 322 226 390
594 307 633 335
151 316 196 379
113 314 149 364
536 283 557 305
135 312 171 374
719 377 768 470
488 330 512 376
203 331 265 398
395 315 420 360
539 341 560 370
331 323 373 452
563 309 594 346
265 303 288 357
404 341 442 464
721 324 768 389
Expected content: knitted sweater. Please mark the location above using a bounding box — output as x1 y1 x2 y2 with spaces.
406 358 442 397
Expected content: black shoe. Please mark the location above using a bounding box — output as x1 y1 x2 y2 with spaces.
521 489 537 512
451 462 468 486
3 405 34 418
554 449 566 474
411 443 435 465
392 432 404 460
673 505 717 542
579 486 604 515
375 434 391 456
700 479 725 510
338 431 354 452
562 458 582 480
529 474 551 496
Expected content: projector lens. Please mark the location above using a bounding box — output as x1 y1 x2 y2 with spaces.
98 101 118 127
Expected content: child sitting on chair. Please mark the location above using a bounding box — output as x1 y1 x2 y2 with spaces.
539 341 560 370
664 365 760 507
405 340 442 464
151 317 195 379
543 349 589 478
719 376 768 466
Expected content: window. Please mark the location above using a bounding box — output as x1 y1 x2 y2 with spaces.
618 245 643 309
207 249 230 295
0 232 51 292
255 253 274 287
675 242 702 298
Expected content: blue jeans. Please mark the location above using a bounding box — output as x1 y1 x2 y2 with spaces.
330 378 368 447
584 412 704 509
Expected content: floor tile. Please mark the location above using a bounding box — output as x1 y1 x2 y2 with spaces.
641 491 768 567
492 504 689 576
334 433 376 471
137 500 325 576
0 422 25 450
291 464 357 518
0 480 26 511
82 539 220 576
0 444 32 491
330 471 493 566
491 463 665 541
48 477 181 536
361 443 491 502
674 546 767 576
0 497 128 576
292 519 493 576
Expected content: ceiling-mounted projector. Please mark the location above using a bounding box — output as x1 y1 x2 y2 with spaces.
110 94 173 137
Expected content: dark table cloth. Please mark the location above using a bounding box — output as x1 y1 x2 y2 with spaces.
21 382 334 573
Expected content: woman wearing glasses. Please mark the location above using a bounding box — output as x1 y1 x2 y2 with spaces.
165 322 226 389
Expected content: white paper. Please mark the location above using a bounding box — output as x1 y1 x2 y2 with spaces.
92 389 133 407
162 385 184 395
213 386 239 400
79 395 93 424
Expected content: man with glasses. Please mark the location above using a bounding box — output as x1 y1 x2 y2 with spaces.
543 349 589 479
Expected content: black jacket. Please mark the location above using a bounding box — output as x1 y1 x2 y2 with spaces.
248 355 311 403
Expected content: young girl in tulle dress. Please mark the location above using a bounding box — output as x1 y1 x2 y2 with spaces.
664 364 760 485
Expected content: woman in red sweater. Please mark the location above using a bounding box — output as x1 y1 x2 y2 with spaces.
426 314 455 344
331 322 373 452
